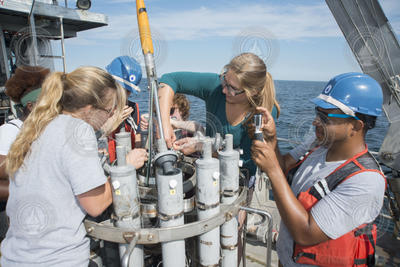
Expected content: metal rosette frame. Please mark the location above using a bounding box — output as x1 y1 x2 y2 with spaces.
84 187 248 245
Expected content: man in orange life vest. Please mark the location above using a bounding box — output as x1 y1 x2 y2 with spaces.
103 56 147 164
251 73 386 267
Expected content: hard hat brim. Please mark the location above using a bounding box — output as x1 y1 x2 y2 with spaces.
310 97 338 109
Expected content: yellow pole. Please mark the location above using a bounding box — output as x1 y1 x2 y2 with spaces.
136 0 154 55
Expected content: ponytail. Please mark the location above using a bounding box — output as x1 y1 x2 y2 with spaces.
263 72 280 118
6 66 125 177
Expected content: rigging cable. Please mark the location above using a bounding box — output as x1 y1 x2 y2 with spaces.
337 0 392 88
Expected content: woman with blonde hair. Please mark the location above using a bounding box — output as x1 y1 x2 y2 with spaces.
1 66 147 266
158 52 280 178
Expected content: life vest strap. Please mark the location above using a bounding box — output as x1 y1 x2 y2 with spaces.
354 223 373 237
307 151 384 201
354 253 375 266
293 252 316 262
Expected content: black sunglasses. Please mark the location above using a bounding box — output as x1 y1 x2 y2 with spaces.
315 107 359 124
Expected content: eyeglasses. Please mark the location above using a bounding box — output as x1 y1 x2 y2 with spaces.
220 73 245 96
315 107 360 124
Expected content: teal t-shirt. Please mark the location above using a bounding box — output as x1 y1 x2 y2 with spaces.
160 72 277 177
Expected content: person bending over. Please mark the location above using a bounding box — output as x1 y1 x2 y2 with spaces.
140 93 204 143
158 52 280 180
105 56 145 162
1 66 147 266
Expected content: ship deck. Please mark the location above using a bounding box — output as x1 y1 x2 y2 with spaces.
0 0 107 38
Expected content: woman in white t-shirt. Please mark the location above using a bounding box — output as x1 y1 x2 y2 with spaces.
0 66 49 203
2 66 147 266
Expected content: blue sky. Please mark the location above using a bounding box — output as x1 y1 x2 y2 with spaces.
61 0 400 81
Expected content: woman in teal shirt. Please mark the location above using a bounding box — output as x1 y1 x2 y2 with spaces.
158 52 280 179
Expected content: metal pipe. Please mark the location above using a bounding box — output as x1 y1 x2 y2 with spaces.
0 26 14 119
121 233 139 267
196 140 220 266
116 131 132 152
0 26 10 80
156 167 185 267
145 82 154 184
111 148 143 267
219 134 240 267
59 17 67 72
144 54 165 142
137 0 175 179
116 146 126 166
254 114 264 179
242 215 247 267
136 0 166 147
29 0 36 15
240 206 273 267
28 0 38 66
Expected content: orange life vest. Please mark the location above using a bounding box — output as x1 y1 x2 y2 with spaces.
108 102 140 163
287 147 386 267
108 123 136 163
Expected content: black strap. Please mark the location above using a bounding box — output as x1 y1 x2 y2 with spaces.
308 152 381 201
354 258 367 265
287 166 298 186
308 161 360 201
138 7 147 14
287 160 304 186
7 121 20 129
366 232 376 267
0 201 6 212
293 252 316 262
286 149 316 186
354 223 374 237
354 254 375 266
353 224 376 266
127 101 139 126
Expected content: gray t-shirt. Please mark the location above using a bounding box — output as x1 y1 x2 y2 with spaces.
277 146 385 267
1 115 107 266
288 134 315 162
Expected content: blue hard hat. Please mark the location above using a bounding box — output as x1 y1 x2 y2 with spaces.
311 72 383 117
106 56 142 95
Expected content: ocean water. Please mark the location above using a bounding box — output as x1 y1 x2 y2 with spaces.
132 79 389 154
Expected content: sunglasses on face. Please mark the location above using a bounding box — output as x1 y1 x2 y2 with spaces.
315 107 360 124
220 73 245 96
